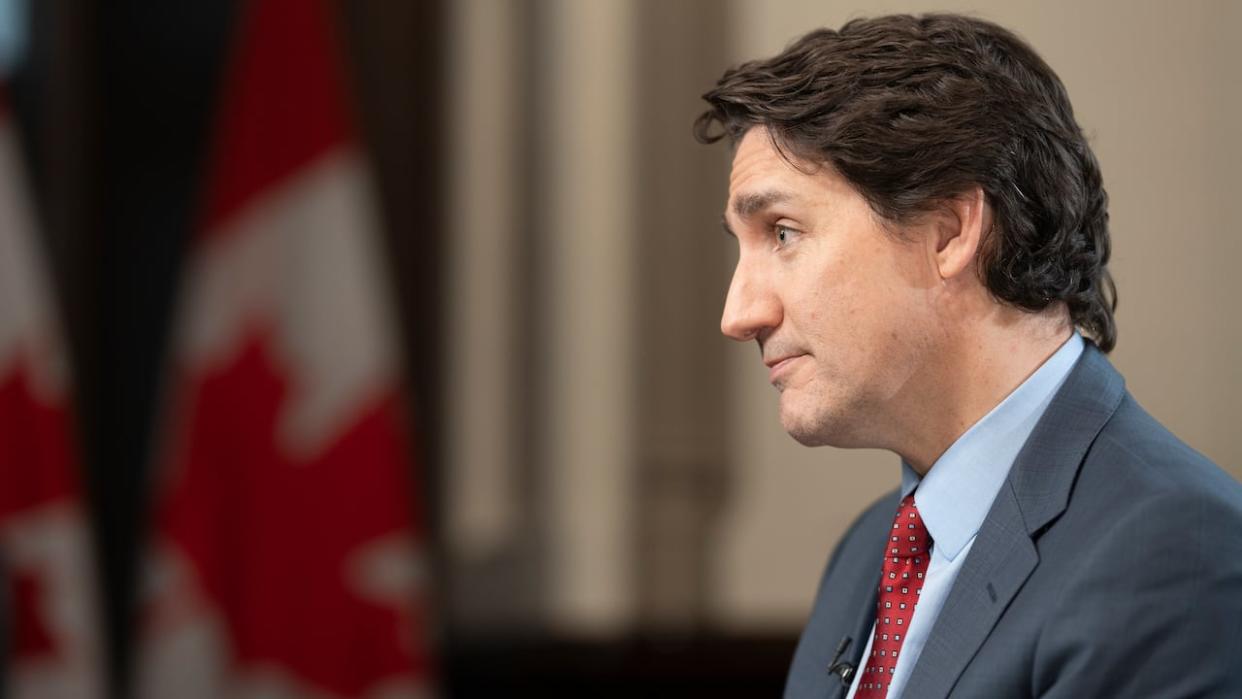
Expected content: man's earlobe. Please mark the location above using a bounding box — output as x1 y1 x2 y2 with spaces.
935 186 988 281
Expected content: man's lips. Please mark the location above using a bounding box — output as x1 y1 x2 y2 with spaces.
766 353 808 383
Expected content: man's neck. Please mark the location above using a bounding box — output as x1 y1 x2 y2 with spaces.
895 312 1074 475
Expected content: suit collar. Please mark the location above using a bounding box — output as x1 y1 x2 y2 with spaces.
902 342 1127 698
910 333 1085 561
1007 342 1126 534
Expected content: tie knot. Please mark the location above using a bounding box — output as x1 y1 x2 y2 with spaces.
887 494 931 558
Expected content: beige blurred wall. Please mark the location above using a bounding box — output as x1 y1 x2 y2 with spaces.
444 0 1242 636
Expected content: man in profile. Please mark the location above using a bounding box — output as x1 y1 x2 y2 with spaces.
695 14 1242 699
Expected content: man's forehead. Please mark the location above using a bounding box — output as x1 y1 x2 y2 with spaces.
728 128 822 192
726 129 853 221
728 132 796 212
728 128 784 182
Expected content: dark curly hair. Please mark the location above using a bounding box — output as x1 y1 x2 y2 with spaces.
695 13 1117 352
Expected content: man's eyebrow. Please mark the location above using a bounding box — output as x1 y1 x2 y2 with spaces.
731 190 791 219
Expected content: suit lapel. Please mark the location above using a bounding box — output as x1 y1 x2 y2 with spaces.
902 344 1127 698
833 572 881 699
826 496 896 699
900 485 1037 698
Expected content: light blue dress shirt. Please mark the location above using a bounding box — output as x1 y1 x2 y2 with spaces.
845 332 1084 699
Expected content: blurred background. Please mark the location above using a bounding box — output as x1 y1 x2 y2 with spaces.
1 0 1239 697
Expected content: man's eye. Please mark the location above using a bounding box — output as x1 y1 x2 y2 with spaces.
775 224 798 246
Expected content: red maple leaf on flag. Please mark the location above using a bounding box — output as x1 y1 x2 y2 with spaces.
1 86 104 699
145 332 429 695
136 0 434 696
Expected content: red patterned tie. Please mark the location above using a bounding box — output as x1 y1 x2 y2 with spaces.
855 494 932 699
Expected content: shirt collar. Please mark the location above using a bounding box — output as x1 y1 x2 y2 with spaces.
902 332 1085 561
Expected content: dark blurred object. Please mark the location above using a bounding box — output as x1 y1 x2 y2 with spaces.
444 635 796 698
92 5 239 695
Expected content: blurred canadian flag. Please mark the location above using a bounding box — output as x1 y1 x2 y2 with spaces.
136 0 434 697
0 89 104 697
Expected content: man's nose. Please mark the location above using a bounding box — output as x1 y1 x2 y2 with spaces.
720 260 780 342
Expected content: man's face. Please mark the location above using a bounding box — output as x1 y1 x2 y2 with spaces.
722 128 942 447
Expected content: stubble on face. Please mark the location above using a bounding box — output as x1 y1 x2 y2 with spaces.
724 129 941 451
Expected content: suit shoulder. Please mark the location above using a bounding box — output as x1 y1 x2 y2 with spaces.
851 488 902 536
836 489 900 555
1088 393 1242 510
814 488 900 588
787 488 899 697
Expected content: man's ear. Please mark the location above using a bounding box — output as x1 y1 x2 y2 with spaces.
932 185 989 282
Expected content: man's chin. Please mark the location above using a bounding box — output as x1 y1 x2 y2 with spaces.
779 393 863 448
779 405 836 447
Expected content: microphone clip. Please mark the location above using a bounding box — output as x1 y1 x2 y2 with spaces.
828 635 856 686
